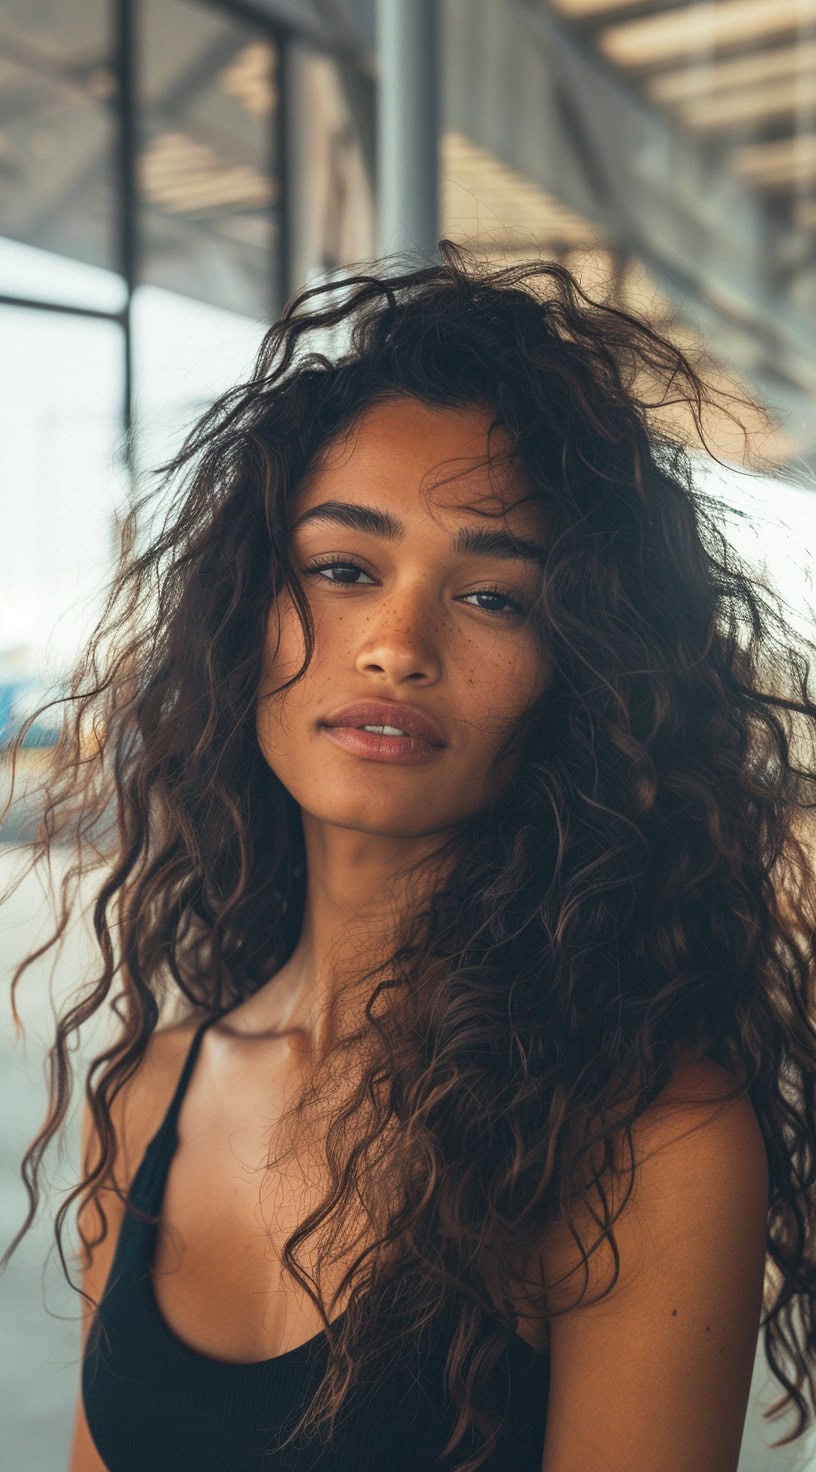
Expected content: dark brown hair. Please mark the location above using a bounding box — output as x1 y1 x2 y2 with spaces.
3 241 816 1470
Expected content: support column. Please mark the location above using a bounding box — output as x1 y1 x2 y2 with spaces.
376 0 440 261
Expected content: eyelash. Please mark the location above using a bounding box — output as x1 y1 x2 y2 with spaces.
301 559 527 618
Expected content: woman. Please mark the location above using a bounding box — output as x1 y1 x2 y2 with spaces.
3 242 816 1472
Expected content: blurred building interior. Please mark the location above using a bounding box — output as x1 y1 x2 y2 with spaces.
1 10 816 1470
1 0 815 754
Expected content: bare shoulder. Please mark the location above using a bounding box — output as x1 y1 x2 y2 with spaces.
538 1056 768 1298
632 1053 765 1155
536 1055 770 1472
111 1015 204 1180
72 1014 202 1365
69 1014 202 1472
79 1016 202 1191
76 1014 203 1269
620 1053 769 1233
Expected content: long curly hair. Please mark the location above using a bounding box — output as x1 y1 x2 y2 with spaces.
3 241 816 1471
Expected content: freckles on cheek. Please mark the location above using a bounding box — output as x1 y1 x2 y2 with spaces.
473 648 541 731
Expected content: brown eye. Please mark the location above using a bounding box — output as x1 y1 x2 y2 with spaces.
458 587 526 616
303 560 374 585
302 560 527 618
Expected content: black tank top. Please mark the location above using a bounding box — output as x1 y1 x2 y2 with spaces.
82 1009 550 1470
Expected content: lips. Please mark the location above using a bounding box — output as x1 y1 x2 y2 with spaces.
321 700 447 747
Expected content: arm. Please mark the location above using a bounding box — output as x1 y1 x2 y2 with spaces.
67 1094 124 1472
68 1387 110 1472
67 1020 199 1471
538 1061 770 1472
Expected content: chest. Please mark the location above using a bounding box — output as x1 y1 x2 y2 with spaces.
149 1045 548 1364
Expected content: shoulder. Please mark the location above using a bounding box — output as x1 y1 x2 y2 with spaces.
617 1055 770 1271
80 1014 203 1197
74 1014 203 1350
539 1057 768 1302
632 1055 769 1237
536 1058 770 1472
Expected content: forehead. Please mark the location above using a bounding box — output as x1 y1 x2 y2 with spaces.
296 397 539 527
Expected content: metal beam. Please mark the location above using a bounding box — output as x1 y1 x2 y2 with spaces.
376 0 439 260
272 30 292 315
0 294 125 323
205 0 374 67
114 0 137 476
444 0 816 443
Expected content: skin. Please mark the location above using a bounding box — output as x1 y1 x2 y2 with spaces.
253 396 550 1061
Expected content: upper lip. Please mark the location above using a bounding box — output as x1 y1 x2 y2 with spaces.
321 700 447 747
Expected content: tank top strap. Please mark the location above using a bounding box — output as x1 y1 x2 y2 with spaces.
126 1006 233 1216
159 1006 230 1143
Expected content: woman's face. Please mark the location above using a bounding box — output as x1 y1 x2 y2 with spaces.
256 397 550 840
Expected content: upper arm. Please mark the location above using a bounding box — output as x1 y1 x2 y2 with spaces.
67 1091 127 1472
67 1020 198 1472
72 1017 199 1337
538 1063 770 1472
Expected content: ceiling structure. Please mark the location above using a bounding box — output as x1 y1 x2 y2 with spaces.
550 0 816 245
530 0 816 460
1 0 815 463
274 0 816 463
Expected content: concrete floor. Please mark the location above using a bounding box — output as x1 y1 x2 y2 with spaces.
1 845 815 1472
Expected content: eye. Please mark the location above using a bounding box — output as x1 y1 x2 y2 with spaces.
301 560 527 617
302 559 375 586
459 585 526 617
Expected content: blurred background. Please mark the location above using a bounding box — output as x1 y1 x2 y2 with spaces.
1 2 815 1468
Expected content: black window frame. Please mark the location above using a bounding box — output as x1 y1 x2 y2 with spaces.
0 0 313 478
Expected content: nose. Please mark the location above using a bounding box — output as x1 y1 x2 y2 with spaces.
354 581 442 684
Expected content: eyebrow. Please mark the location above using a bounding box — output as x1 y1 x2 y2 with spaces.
291 500 548 566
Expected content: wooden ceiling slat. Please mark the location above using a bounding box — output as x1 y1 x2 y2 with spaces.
600 0 816 70
549 0 816 238
733 133 816 187
681 74 816 131
650 41 816 103
538 0 816 448
550 0 655 16
441 130 601 245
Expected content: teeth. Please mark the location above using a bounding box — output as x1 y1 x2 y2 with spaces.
360 724 409 737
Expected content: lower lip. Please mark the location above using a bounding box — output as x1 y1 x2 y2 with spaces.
321 725 446 764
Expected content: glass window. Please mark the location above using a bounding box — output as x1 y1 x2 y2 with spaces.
0 236 126 314
286 45 376 290
0 0 118 278
0 306 126 699
140 0 280 319
132 282 265 473
699 457 816 647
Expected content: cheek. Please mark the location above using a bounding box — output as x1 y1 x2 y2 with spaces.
258 595 309 691
255 600 308 760
469 639 546 723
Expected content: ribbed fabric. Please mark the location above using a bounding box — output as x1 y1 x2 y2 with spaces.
82 1010 550 1470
